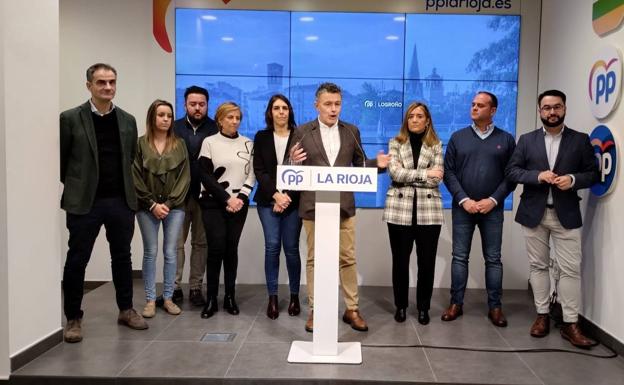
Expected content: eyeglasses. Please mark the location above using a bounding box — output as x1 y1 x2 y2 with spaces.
540 104 564 113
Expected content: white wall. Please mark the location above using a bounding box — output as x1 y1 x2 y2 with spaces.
0 1 9 378
1 0 62 365
538 0 624 344
59 0 175 280
59 0 541 293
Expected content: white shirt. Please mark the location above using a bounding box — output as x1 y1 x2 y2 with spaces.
318 118 341 166
273 132 289 166
542 126 574 204
471 122 495 140
89 99 115 116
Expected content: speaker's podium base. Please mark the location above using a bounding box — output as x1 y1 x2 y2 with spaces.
287 341 362 364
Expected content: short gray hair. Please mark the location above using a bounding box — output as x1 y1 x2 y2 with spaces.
315 82 342 99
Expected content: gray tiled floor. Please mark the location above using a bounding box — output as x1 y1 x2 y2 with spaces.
10 282 624 384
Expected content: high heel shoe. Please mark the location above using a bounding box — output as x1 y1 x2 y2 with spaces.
201 296 218 319
287 294 300 316
223 294 239 315
266 295 279 319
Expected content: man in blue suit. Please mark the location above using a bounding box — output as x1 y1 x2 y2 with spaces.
506 89 599 349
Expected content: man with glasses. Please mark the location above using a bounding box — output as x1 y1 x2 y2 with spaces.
506 89 599 348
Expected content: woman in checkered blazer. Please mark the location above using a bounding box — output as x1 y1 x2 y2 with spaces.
383 102 444 325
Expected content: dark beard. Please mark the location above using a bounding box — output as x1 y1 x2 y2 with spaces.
541 114 565 128
188 115 206 127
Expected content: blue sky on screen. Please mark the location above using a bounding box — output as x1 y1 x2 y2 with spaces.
290 12 404 79
176 9 290 76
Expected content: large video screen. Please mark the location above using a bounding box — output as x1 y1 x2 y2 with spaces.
176 9 520 209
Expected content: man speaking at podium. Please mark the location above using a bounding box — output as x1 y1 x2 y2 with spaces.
291 82 391 333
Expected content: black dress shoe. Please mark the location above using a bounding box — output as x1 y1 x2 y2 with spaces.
189 289 206 307
394 308 407 323
266 295 279 319
288 294 300 316
172 288 184 303
201 296 218 319
223 294 239 315
418 310 430 325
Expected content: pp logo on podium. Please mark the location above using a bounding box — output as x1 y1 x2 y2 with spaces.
281 169 304 186
588 45 622 119
590 125 617 197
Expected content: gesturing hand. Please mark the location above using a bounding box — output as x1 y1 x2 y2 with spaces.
376 151 391 169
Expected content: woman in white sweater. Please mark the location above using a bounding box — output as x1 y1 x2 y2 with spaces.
197 102 255 319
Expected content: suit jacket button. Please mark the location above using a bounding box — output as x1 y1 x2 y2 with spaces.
427 194 432 198
398 193 403 198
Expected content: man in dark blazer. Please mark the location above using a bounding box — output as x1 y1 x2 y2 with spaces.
506 89 599 348
291 82 390 333
60 63 147 343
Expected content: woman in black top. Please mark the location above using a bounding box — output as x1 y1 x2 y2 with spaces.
253 94 302 319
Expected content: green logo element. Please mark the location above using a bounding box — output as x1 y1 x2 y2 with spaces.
593 0 624 36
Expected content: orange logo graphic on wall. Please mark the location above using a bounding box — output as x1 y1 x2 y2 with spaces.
592 0 624 36
153 0 233 53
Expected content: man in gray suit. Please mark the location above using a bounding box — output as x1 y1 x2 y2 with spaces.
60 63 147 343
292 82 390 333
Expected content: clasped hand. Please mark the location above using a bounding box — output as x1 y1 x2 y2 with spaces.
462 198 496 214
226 196 244 213
151 203 169 219
272 192 292 213
538 170 572 190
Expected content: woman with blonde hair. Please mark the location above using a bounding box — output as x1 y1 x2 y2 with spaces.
133 99 190 318
198 102 255 319
383 101 443 325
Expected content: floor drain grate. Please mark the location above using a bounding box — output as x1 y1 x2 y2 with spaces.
200 332 236 342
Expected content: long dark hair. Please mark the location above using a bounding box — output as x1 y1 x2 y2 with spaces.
264 94 296 131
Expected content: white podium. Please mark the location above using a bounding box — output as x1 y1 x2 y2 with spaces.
276 165 377 364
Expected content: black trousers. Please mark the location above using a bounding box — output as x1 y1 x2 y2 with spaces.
63 197 135 320
202 205 248 297
387 223 441 310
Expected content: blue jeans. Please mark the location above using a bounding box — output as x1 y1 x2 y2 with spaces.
136 209 185 301
257 205 302 295
450 206 504 309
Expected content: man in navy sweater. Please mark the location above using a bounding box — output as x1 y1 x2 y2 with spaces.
442 91 516 327
171 86 218 306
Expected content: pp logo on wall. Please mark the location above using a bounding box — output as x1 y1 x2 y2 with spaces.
590 125 618 197
588 45 622 119
592 0 624 36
